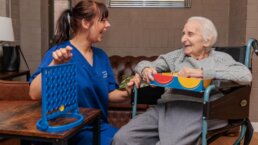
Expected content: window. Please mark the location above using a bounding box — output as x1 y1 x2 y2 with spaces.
107 0 191 8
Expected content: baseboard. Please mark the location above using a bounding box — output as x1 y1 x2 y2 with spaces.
252 122 258 132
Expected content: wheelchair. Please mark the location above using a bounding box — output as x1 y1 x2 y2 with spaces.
131 38 258 145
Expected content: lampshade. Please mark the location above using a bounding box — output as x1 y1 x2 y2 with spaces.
0 16 14 42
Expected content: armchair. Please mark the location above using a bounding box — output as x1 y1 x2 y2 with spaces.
0 80 30 100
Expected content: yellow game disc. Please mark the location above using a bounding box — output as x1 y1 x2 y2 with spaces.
203 79 212 88
59 105 65 112
178 77 201 89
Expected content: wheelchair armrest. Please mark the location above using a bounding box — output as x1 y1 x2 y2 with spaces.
212 79 245 89
203 80 249 103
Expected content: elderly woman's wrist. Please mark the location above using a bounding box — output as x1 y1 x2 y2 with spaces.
203 68 215 79
141 67 149 77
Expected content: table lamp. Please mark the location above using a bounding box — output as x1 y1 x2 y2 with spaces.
0 16 14 42
0 16 29 73
0 16 15 72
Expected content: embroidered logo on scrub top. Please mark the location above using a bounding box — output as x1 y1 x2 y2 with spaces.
102 71 108 78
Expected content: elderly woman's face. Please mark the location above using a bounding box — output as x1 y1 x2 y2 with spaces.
181 20 208 58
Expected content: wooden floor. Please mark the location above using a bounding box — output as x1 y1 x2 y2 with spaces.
0 133 257 145
211 132 258 145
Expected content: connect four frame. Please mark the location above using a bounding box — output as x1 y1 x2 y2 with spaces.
36 63 84 132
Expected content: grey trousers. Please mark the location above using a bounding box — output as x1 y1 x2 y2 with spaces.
112 101 227 145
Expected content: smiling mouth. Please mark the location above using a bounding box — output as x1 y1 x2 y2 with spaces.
184 45 191 48
101 28 108 33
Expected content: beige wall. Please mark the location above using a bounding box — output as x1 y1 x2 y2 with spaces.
0 0 7 16
228 0 247 46
19 0 41 72
40 0 49 58
2 0 257 122
96 0 232 56
246 0 258 122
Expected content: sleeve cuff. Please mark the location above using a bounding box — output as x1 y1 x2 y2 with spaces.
203 68 216 79
134 61 153 76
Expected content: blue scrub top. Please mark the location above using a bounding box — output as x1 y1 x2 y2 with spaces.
30 41 118 123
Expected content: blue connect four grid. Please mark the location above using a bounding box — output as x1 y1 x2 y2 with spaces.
36 63 84 132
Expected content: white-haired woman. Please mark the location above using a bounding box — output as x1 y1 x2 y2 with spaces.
112 16 252 145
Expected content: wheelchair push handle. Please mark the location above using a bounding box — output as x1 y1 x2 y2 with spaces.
246 38 258 67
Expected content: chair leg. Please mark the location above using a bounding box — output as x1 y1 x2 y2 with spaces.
243 118 254 145
233 124 247 145
132 87 138 118
202 117 208 145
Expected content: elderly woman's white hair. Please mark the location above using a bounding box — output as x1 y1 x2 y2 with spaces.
188 16 218 50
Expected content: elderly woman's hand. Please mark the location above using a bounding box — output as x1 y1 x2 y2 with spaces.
178 67 203 78
141 67 157 83
124 73 141 97
127 73 141 88
50 46 73 66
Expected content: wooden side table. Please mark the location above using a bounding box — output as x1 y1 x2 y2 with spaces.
0 101 100 145
0 70 30 81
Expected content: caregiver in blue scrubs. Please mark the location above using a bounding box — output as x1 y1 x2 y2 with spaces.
29 0 137 145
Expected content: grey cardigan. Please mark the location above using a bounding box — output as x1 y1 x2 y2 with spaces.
135 48 252 103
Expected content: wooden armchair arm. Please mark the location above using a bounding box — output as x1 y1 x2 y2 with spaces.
0 80 31 100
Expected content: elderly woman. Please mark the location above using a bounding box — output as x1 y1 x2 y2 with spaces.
112 16 252 145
